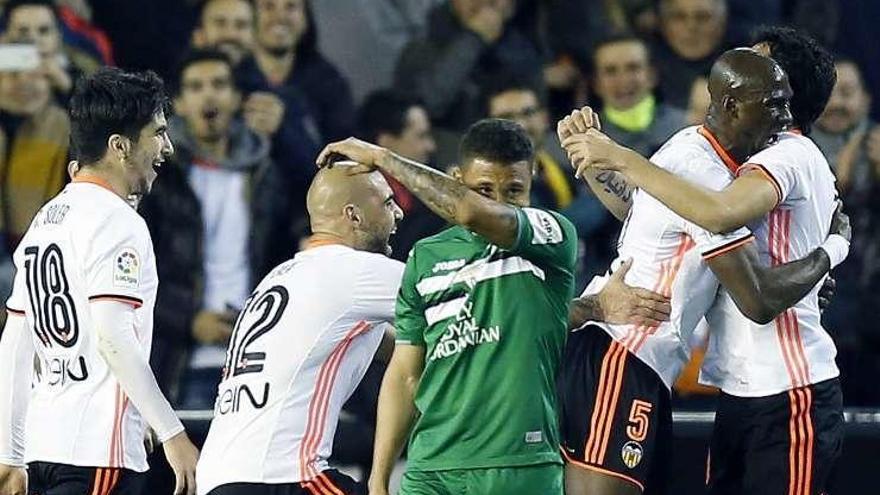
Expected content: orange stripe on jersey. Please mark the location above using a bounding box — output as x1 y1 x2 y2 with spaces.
316 473 345 495
102 469 120 495
562 447 645 492
802 388 815 495
298 321 370 480
697 126 741 175
702 235 755 260
740 164 783 205
73 175 116 193
6 307 25 316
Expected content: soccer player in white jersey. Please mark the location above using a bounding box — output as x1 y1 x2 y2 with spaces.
0 68 200 495
565 29 847 495
196 164 406 495
555 49 847 495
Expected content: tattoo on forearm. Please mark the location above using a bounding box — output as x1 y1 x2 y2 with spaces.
381 154 467 222
569 295 603 329
596 171 633 203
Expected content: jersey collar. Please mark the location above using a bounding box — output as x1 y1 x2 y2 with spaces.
697 126 741 175
72 175 116 192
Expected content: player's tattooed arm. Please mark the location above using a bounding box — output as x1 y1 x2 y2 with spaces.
317 138 519 248
581 169 634 221
569 259 671 329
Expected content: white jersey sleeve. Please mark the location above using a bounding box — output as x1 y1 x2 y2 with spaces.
739 136 808 205
83 210 152 308
350 255 405 324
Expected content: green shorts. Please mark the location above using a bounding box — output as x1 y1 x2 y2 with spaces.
398 463 563 495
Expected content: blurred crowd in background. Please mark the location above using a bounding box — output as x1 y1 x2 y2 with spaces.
0 1 879 469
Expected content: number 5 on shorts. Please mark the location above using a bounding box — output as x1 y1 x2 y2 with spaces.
626 400 653 442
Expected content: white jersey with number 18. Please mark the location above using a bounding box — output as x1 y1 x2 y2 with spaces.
5 179 157 471
196 244 403 495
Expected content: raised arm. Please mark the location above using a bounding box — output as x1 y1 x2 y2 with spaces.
556 118 633 221
317 138 519 248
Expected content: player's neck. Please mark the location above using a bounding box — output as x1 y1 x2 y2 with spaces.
703 122 749 164
194 135 229 161
305 231 353 250
72 166 130 200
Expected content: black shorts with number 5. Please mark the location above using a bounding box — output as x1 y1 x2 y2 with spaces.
558 326 672 494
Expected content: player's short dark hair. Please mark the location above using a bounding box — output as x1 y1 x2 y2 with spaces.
173 48 235 94
483 72 548 115
358 89 423 142
459 119 534 166
591 31 653 74
1 0 59 30
751 26 836 135
70 67 170 165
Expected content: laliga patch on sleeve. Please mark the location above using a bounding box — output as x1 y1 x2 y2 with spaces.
523 208 563 245
113 247 141 289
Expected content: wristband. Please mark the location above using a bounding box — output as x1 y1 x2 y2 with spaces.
820 234 849 269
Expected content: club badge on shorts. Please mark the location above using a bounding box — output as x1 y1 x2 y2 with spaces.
621 441 644 469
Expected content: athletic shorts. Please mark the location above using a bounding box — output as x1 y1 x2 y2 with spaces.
557 326 672 493
27 462 146 495
398 463 562 495
707 378 843 495
207 470 363 495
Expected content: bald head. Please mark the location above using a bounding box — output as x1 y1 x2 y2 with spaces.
704 48 793 162
708 48 786 104
306 163 401 255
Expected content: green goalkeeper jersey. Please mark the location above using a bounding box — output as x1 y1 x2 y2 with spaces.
396 207 577 471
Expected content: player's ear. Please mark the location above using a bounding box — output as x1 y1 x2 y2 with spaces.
343 204 362 225
721 95 738 118
108 134 131 162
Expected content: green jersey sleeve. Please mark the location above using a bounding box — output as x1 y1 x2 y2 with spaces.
510 207 578 272
394 249 427 346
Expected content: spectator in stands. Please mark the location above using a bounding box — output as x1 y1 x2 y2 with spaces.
192 0 287 148
654 0 729 109
358 89 442 261
813 59 879 197
192 0 255 66
140 50 292 404
395 0 544 165
1 0 102 99
238 0 355 143
0 43 69 327
592 33 686 157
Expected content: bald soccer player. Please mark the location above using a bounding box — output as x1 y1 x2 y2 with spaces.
556 49 846 495
196 164 405 495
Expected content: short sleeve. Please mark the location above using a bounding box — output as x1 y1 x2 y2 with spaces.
354 255 405 323
84 212 151 308
508 207 578 272
738 138 804 205
681 220 754 260
394 250 427 346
